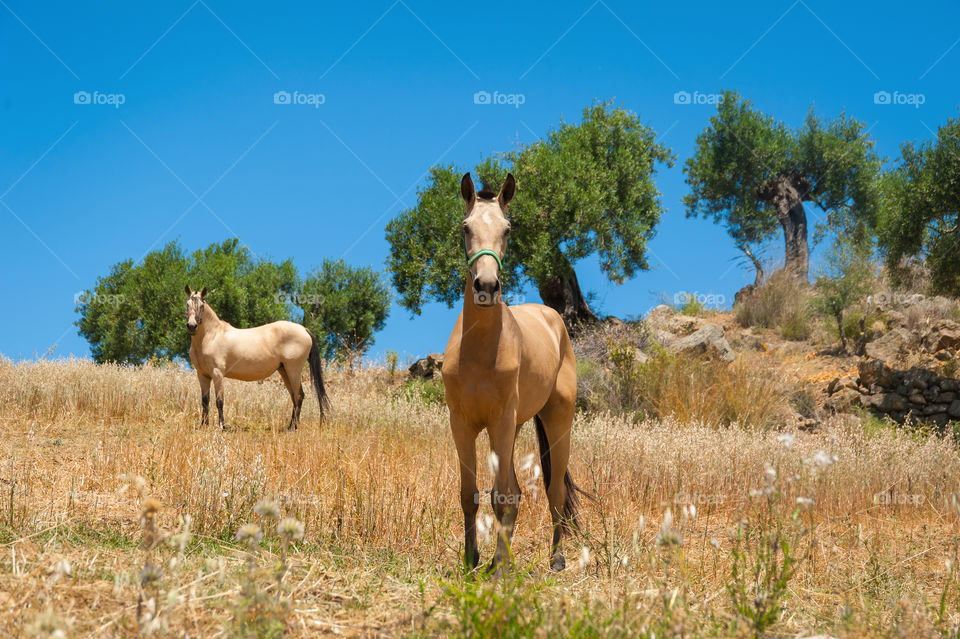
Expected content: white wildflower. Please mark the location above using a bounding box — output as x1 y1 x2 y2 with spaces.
777 433 795 449
254 499 281 520
518 453 535 472
810 450 837 468
487 451 500 475
277 517 305 541
578 546 591 569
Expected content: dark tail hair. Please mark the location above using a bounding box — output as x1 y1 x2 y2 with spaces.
306 330 330 421
534 415 593 535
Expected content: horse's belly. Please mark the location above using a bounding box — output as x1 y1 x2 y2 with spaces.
225 360 279 381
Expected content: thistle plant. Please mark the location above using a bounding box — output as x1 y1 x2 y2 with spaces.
228 498 306 638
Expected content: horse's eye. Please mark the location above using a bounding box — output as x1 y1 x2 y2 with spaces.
463 225 471 235
504 226 512 236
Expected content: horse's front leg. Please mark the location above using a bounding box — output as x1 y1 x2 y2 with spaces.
212 369 226 429
450 413 480 570
197 372 211 427
489 407 520 574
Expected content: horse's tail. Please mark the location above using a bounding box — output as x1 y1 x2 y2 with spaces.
306 329 330 421
534 415 594 536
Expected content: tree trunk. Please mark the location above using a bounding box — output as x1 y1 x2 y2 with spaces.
537 265 598 334
835 311 847 354
758 171 811 282
779 198 809 281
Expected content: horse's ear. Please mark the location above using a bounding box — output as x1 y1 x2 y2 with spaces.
200 286 207 298
460 172 476 209
498 173 516 207
184 284 192 296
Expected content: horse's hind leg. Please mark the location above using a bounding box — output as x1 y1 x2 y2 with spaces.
278 364 304 430
537 387 576 571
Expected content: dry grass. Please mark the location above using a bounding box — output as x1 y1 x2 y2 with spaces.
1 358 959 636
736 270 814 341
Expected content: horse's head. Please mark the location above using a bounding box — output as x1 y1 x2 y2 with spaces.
184 285 208 335
460 172 515 307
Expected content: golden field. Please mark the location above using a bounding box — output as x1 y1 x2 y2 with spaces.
0 357 959 637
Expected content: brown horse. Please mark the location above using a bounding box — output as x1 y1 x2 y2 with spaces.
441 173 587 573
184 286 328 429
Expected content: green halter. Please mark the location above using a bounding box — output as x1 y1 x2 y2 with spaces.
465 247 503 271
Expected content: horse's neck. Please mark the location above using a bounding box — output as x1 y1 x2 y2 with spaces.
461 283 505 346
196 304 225 339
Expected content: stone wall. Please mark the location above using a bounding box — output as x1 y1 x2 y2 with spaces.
826 359 960 427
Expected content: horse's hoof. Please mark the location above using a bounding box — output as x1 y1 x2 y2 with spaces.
550 555 566 572
484 560 504 580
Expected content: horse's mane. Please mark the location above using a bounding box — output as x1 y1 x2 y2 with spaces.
477 183 497 200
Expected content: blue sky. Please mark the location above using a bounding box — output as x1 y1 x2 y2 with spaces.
2 1 958 363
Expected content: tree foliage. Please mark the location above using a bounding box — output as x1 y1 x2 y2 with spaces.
385 101 674 326
810 243 873 352
878 114 960 294
684 90 882 279
299 259 392 360
76 239 389 364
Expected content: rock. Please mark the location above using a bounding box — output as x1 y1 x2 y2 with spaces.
858 360 897 388
924 320 960 352
938 392 956 404
734 284 757 306
908 392 927 406
730 333 767 353
669 324 735 363
923 403 948 415
949 400 960 419
864 328 922 364
827 376 859 396
824 387 861 413
647 304 673 319
408 353 444 380
826 377 842 396
861 392 908 413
